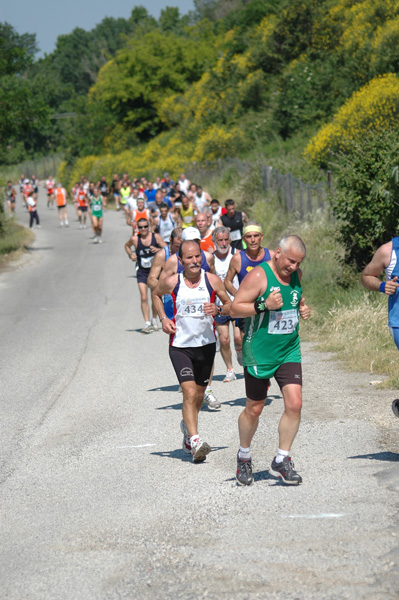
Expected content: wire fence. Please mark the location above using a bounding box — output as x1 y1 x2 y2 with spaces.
12 155 62 181
186 158 332 219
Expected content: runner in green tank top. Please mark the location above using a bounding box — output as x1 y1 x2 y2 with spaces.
231 235 310 486
243 262 302 378
89 188 104 243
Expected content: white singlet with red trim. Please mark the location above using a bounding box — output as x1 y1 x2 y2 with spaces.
170 270 216 348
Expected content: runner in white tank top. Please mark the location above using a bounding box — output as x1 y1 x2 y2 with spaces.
171 269 216 348
154 240 231 463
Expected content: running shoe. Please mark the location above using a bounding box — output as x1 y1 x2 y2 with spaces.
191 437 211 462
392 399 399 418
223 368 237 383
180 420 191 454
236 348 243 366
236 452 254 486
98 238 103 244
270 456 302 485
203 389 221 410
141 323 153 334
93 236 99 244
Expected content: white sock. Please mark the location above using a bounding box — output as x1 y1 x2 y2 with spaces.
275 448 289 464
145 321 151 326
205 385 211 394
238 446 251 460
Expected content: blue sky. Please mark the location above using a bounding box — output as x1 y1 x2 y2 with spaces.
3 1 195 57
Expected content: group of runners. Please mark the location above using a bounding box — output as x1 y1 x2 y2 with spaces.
117 172 311 485
4 168 398 487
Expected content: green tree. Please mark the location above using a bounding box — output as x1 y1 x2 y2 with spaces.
90 28 219 142
331 130 399 268
0 22 37 76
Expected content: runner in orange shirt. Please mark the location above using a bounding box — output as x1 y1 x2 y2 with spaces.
130 196 152 233
55 183 69 227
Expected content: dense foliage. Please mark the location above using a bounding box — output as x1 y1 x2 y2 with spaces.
4 0 399 267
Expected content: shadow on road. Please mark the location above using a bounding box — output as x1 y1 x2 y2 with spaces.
149 384 180 393
151 445 228 461
26 246 54 251
348 451 399 462
225 469 281 485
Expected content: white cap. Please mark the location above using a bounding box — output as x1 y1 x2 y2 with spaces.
181 227 201 241
24 179 30 183
138 194 145 200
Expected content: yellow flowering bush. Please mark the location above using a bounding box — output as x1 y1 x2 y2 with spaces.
192 125 245 163
305 74 399 164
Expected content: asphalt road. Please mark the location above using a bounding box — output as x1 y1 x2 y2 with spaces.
0 190 398 599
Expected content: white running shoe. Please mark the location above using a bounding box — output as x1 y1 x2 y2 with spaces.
203 389 221 410
223 369 237 383
141 323 154 334
93 236 99 244
190 437 211 462
98 238 102 244
180 420 191 454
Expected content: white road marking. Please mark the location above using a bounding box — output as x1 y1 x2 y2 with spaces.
115 444 156 449
287 513 345 519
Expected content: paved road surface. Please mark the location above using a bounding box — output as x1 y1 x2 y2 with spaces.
1 190 398 599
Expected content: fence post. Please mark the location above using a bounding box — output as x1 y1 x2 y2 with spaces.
299 180 305 219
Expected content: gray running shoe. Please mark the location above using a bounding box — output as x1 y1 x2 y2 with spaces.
392 399 399 418
270 456 302 485
236 452 253 486
141 323 154 334
191 437 211 463
203 389 221 410
180 420 191 454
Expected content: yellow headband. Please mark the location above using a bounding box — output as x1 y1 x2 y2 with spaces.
243 225 263 236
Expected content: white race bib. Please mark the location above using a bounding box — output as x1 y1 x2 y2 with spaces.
183 215 193 224
140 256 154 269
230 229 242 241
268 309 298 334
178 298 205 318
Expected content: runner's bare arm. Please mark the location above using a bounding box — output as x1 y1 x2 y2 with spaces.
204 274 232 316
153 274 178 334
224 253 240 296
204 251 216 274
361 243 398 294
124 236 137 262
230 266 269 318
148 249 166 291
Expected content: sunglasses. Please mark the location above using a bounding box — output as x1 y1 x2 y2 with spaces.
138 225 148 229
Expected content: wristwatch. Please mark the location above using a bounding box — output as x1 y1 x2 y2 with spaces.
217 305 223 314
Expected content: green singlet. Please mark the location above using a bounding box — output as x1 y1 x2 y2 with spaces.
243 262 302 379
90 197 103 218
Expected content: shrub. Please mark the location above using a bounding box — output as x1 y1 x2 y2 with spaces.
330 129 399 268
305 74 399 165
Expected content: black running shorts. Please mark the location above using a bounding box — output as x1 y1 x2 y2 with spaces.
244 362 302 401
169 343 216 387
